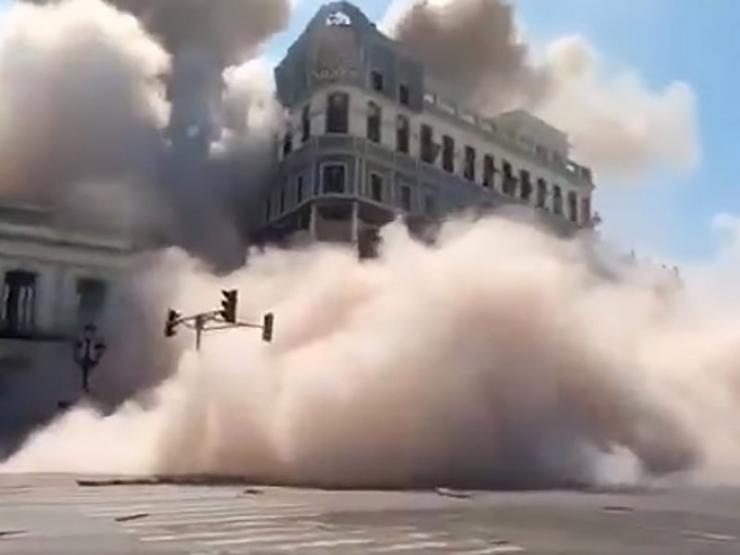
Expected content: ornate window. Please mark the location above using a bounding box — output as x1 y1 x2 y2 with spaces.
326 92 349 134
322 164 347 194
2 271 37 336
553 186 563 215
367 102 382 143
536 178 548 208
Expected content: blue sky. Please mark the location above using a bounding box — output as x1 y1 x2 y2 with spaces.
1 0 736 263
265 0 738 263
507 0 739 263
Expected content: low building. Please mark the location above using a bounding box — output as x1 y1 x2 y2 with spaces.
259 1 596 255
0 202 132 454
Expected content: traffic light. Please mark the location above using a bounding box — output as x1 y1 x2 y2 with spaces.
262 313 274 343
165 309 181 338
220 290 238 324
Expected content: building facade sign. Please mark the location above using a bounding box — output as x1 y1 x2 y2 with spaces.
326 10 352 27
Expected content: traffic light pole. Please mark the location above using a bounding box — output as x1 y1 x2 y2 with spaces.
195 314 204 351
164 291 274 349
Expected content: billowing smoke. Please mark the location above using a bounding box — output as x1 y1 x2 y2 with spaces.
385 0 544 113
385 0 701 179
0 0 293 272
102 0 291 63
27 0 291 62
1 0 731 492
0 0 169 234
0 0 288 452
5 217 740 489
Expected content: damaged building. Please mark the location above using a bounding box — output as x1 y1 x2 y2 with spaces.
261 2 597 256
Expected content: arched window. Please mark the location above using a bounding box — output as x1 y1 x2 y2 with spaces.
483 155 495 188
367 101 381 143
536 178 547 208
502 161 516 196
370 69 384 92
322 164 346 194
568 191 578 223
301 104 311 142
2 270 37 336
420 124 436 163
326 92 349 134
396 115 409 154
553 186 563 215
519 170 532 202
464 146 476 181
442 135 455 173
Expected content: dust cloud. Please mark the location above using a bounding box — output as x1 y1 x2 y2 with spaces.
0 1 731 490
5 217 740 489
0 0 169 231
386 0 701 179
27 0 292 62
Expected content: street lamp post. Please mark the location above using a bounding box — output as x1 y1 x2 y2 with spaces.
73 324 106 393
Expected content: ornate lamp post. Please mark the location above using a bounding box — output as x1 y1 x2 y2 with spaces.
73 324 106 393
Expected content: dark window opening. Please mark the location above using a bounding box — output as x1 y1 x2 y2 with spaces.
553 186 563 215
370 70 384 92
442 135 455 173
502 161 516 196
400 185 412 212
483 155 495 188
581 197 591 223
296 175 305 204
399 84 410 106
367 102 382 143
396 115 409 154
420 124 436 164
326 92 349 134
464 146 476 181
282 131 293 156
77 278 107 327
301 105 311 143
322 164 346 194
520 170 532 202
2 270 36 336
536 178 548 208
370 173 383 202
265 199 271 221
280 187 286 213
568 191 578 223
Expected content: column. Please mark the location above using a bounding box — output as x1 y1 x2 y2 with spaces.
350 201 359 244
309 202 318 240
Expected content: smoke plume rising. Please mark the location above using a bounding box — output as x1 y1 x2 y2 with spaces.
104 0 291 62
386 0 544 113
385 0 701 179
5 0 288 260
5 217 740 489
28 0 292 62
0 0 169 232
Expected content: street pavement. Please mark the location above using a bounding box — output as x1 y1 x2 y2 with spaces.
2 474 740 554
